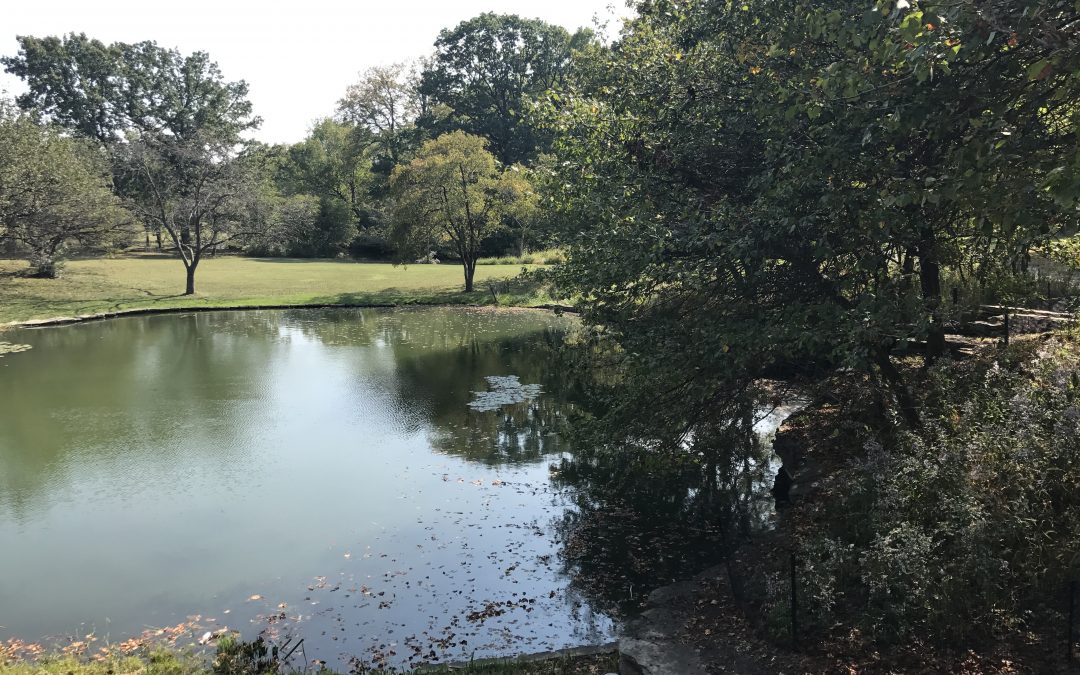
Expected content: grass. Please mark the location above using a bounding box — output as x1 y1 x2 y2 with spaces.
0 651 205 675
477 249 565 266
0 650 618 675
0 255 555 326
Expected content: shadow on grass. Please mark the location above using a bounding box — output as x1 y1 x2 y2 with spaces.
248 257 395 265
305 287 485 306
306 274 551 307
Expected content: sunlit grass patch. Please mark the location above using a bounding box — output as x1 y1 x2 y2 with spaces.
0 255 555 325
477 249 565 266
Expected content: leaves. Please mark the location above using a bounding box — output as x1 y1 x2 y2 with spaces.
389 131 535 290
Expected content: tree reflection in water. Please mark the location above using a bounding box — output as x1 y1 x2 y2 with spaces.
552 399 779 614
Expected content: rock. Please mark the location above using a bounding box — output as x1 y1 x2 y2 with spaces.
618 637 708 675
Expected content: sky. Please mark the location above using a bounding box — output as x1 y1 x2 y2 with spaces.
1 0 629 145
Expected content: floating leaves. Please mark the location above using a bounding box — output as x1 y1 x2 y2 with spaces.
467 375 543 411
0 342 31 359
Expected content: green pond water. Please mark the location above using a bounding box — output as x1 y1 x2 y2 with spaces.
0 308 614 669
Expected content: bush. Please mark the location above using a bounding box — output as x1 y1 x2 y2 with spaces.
782 331 1080 647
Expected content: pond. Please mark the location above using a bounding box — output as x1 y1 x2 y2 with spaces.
0 308 614 670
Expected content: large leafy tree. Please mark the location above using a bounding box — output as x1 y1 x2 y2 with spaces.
418 14 592 166
0 101 131 277
2 33 257 143
283 119 377 235
117 133 268 294
338 63 419 169
389 131 535 291
5 34 266 294
542 0 1080 439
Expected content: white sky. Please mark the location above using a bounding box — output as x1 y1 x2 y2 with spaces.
1 0 628 145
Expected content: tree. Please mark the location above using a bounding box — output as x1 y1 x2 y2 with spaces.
283 119 375 237
3 34 258 144
539 0 1080 441
118 132 268 294
5 35 265 294
418 14 592 166
389 131 534 291
247 193 322 257
0 101 131 277
338 63 419 168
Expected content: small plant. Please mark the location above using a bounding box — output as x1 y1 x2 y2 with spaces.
212 636 279 675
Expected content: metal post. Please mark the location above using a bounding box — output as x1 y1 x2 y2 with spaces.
1069 580 1076 663
790 552 798 650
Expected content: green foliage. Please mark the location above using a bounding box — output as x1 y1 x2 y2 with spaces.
338 63 419 168
418 14 593 166
283 119 376 227
477 248 566 266
0 649 204 675
0 100 131 276
538 0 1080 439
1044 233 1080 272
788 333 1080 644
246 194 323 257
211 637 281 675
2 33 258 143
390 131 536 291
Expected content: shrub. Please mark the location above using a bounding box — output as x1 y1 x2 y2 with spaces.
787 331 1080 647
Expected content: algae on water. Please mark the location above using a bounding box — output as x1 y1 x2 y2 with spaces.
0 342 31 358
468 375 543 412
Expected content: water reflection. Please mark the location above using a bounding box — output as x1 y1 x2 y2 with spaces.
0 307 795 665
551 399 787 613
0 308 613 669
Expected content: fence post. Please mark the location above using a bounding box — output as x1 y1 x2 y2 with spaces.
790 552 799 650
1069 580 1076 663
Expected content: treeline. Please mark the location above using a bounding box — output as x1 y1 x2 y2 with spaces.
0 14 593 292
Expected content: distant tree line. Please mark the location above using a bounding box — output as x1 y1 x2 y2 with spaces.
1 13 593 292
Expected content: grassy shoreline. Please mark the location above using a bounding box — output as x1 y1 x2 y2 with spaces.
0 256 556 327
0 646 619 675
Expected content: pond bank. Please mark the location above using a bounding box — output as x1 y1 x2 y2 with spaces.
1 300 577 330
0 256 557 326
0 644 620 675
631 326 1080 674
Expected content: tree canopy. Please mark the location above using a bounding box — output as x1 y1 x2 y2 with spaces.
2 33 259 143
540 0 1080 436
0 100 131 277
390 131 535 291
418 13 592 166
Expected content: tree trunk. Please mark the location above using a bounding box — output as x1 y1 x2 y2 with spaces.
155 229 163 251
145 230 151 251
873 347 921 429
918 227 945 368
185 263 197 295
463 258 475 293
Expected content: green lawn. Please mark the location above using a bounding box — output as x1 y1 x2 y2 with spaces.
0 255 546 325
